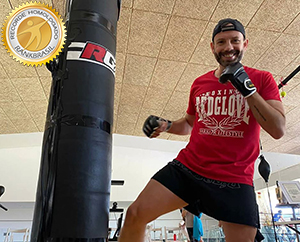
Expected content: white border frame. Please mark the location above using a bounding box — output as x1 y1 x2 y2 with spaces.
277 181 300 205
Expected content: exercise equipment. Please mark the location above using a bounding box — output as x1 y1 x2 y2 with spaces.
258 154 279 242
144 225 163 242
0 185 8 211
219 62 256 97
108 202 123 241
257 64 300 242
278 65 300 89
108 213 123 241
4 228 30 242
164 225 189 242
30 1 121 241
143 115 172 138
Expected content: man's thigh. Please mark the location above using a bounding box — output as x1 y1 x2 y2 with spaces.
128 179 188 224
220 221 257 242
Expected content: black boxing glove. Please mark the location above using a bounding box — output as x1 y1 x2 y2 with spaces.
142 115 172 138
219 62 256 98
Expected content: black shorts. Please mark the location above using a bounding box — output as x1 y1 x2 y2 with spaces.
152 160 259 228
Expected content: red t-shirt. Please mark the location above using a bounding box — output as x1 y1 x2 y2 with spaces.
176 66 281 186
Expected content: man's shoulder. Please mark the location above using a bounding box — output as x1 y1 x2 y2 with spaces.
199 70 215 78
244 66 271 76
193 70 215 83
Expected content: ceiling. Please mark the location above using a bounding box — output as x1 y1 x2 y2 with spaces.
0 0 300 155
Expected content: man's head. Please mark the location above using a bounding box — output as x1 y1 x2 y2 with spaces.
212 18 245 42
210 18 248 67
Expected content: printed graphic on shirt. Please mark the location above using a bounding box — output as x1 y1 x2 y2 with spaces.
195 89 250 138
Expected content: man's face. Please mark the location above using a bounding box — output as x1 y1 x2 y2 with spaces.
211 30 248 67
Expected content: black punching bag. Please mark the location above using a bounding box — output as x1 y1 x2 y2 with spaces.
258 154 271 183
31 0 121 241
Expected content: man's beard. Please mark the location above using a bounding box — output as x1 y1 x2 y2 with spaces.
213 50 244 67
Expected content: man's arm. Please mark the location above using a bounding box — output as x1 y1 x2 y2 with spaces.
181 208 187 219
167 114 195 135
219 62 286 139
246 92 285 139
143 114 195 138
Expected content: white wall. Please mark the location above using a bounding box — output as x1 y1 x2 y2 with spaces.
111 145 179 201
0 147 41 202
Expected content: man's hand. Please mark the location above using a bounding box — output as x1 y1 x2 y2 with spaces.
142 115 172 138
219 62 256 98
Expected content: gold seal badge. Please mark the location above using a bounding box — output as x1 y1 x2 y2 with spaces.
1 2 66 66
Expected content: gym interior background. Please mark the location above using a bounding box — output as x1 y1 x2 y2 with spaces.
0 0 300 241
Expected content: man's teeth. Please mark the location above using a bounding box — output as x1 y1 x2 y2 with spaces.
224 53 234 57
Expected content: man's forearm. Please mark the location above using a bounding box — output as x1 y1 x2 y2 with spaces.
246 92 286 139
167 117 194 135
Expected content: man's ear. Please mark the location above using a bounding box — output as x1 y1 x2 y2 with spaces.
243 39 249 51
210 41 215 54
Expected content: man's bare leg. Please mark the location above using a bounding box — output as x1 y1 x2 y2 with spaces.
220 221 257 242
118 179 188 242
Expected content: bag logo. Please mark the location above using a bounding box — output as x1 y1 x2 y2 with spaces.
67 41 116 76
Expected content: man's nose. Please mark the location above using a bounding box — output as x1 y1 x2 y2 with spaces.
224 41 234 51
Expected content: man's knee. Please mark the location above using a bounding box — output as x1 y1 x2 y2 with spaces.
124 203 146 225
125 204 138 220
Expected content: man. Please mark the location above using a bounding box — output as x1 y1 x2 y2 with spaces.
273 210 284 222
181 208 195 242
181 208 204 242
273 210 287 241
193 213 204 242
118 18 285 242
